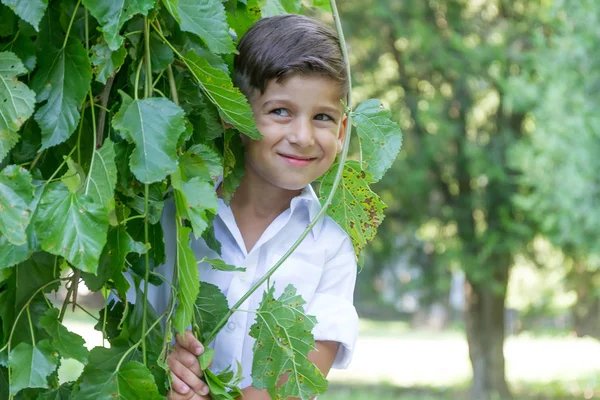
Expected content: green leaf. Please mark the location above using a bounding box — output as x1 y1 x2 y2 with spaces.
112 93 186 184
184 51 261 139
91 41 127 84
226 0 261 39
0 182 42 269
34 181 109 273
352 99 403 182
200 257 245 272
221 129 245 203
8 340 58 395
180 143 223 182
0 165 34 245
149 33 173 73
198 346 213 370
193 281 229 341
168 0 235 54
39 308 89 363
259 0 301 17
128 287 164 352
0 4 17 37
73 347 162 400
319 161 386 256
30 38 91 150
249 285 327 400
173 173 218 239
82 0 154 51
61 157 85 193
173 225 199 335
0 51 36 162
37 382 73 400
7 33 36 71
82 226 147 299
204 368 237 400
86 138 117 212
0 0 48 31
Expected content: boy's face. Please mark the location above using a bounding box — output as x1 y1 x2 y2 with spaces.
244 75 347 192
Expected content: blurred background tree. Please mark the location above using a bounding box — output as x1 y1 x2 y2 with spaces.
337 0 599 399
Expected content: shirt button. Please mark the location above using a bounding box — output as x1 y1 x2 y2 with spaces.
226 322 236 331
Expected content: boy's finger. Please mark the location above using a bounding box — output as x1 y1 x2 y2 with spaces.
173 343 203 377
169 358 210 397
169 372 191 396
176 330 204 356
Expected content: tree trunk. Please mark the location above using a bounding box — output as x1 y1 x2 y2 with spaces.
464 266 512 400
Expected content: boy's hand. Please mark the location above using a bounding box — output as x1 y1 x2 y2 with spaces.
167 330 211 399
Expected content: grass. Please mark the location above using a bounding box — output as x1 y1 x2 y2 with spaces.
60 312 600 399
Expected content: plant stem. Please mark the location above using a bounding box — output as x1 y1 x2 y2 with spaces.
134 59 144 100
144 17 153 99
84 89 98 195
59 277 75 323
167 65 179 105
62 0 82 49
26 307 35 344
72 302 100 321
29 150 44 170
204 0 354 345
96 76 114 148
45 146 77 183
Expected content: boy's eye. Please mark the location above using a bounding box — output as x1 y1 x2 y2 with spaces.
315 114 334 122
271 108 290 117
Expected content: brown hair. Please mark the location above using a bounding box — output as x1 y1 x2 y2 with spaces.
233 14 348 99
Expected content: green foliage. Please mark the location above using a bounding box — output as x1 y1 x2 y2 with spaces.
0 1 400 398
0 52 36 162
250 285 328 400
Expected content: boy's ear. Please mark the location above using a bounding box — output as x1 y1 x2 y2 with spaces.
336 114 348 154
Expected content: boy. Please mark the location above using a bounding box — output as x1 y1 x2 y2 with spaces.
157 14 358 399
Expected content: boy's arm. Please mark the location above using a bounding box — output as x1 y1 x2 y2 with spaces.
240 340 340 400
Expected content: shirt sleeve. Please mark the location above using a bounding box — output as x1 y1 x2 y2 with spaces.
305 236 358 369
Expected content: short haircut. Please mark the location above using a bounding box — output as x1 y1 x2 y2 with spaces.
233 14 348 100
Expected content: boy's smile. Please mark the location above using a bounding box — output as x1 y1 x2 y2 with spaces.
244 75 347 192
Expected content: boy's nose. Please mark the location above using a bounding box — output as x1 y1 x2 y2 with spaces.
288 117 315 147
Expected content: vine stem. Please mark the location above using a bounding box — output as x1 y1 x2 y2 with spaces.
26 307 35 344
141 15 153 367
204 0 354 345
62 0 82 49
84 89 98 195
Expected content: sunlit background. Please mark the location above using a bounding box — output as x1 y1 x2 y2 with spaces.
59 1 600 399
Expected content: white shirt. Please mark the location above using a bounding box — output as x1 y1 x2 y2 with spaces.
138 184 358 390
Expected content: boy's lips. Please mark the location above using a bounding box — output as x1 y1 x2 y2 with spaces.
278 153 316 166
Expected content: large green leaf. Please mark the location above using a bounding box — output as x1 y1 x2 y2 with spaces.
91 41 127 84
0 165 34 246
165 0 235 54
319 160 386 256
226 0 261 39
193 281 229 342
184 51 261 139
0 51 36 162
34 181 109 273
82 226 147 299
82 0 154 51
30 38 91 150
0 0 48 30
0 4 17 37
259 0 301 17
73 347 162 400
8 340 58 395
180 143 223 182
352 99 403 182
173 225 199 335
173 171 218 239
249 285 327 400
39 308 89 363
85 138 117 211
37 382 73 400
112 93 186 184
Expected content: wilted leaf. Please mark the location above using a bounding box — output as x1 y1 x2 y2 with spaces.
30 38 91 150
193 281 229 341
184 51 261 139
112 93 186 184
8 340 58 395
173 225 199 335
82 0 155 51
0 165 33 245
39 308 89 363
319 160 386 256
91 41 127 84
0 0 48 30
34 181 109 273
352 99 403 182
250 285 327 400
0 51 36 162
